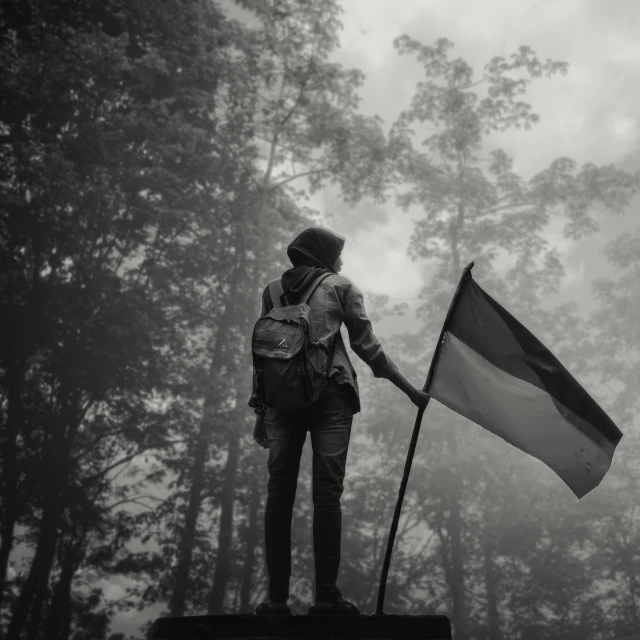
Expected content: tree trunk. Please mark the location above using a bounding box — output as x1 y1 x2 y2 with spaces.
25 567 50 640
208 305 259 614
0 527 14 621
0 409 19 616
5 493 60 640
207 430 240 614
168 234 246 617
168 428 208 618
6 406 76 640
444 203 467 640
624 548 639 633
0 358 27 615
240 472 260 612
204 225 258 615
483 539 502 640
42 538 83 640
445 467 467 640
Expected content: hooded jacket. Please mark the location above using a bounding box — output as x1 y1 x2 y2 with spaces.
249 227 399 416
249 272 399 416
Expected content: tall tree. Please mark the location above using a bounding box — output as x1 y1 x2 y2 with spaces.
386 35 640 639
0 0 253 635
583 226 640 636
165 0 389 616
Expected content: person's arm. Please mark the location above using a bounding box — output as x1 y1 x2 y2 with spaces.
388 368 419 400
341 280 428 406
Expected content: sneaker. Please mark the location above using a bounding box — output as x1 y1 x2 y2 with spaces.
255 601 292 616
308 597 361 615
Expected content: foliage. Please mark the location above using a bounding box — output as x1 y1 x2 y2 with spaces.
0 3 639 640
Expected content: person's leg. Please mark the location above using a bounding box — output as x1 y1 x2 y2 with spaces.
264 417 307 603
309 383 353 604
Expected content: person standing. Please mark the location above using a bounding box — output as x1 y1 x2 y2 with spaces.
250 227 430 616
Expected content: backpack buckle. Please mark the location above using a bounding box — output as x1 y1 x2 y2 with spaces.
311 339 328 353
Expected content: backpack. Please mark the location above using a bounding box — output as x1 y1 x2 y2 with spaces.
251 273 337 413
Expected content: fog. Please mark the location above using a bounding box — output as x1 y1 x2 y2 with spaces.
1 1 638 639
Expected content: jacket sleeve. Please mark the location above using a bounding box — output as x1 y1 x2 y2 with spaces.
340 280 399 380
248 287 271 415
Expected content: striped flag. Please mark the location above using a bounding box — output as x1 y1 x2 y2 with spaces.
426 273 623 499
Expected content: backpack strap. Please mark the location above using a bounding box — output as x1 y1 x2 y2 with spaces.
301 273 338 379
300 272 333 305
267 272 334 309
268 279 285 310
267 272 338 381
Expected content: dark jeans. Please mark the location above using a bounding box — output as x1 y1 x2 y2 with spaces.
264 378 356 603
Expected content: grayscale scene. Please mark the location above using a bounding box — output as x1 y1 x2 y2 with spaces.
1 1 638 639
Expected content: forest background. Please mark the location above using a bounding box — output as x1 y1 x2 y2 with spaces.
1 1 639 639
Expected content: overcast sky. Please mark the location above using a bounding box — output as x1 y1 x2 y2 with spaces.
316 0 640 337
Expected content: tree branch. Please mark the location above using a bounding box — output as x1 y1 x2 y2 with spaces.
262 42 318 187
83 442 177 485
268 167 331 191
479 201 536 216
262 74 288 186
212 128 265 193
468 76 489 89
104 494 163 512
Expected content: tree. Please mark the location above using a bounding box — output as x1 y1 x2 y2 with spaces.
164 0 389 616
384 35 640 639
582 226 640 636
0 0 254 636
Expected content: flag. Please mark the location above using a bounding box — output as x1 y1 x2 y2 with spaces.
426 272 623 499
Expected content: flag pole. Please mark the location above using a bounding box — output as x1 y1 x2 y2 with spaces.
375 261 475 616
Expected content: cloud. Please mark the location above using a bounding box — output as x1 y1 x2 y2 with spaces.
317 0 640 318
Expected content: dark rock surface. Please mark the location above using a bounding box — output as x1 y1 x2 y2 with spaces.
150 613 451 640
